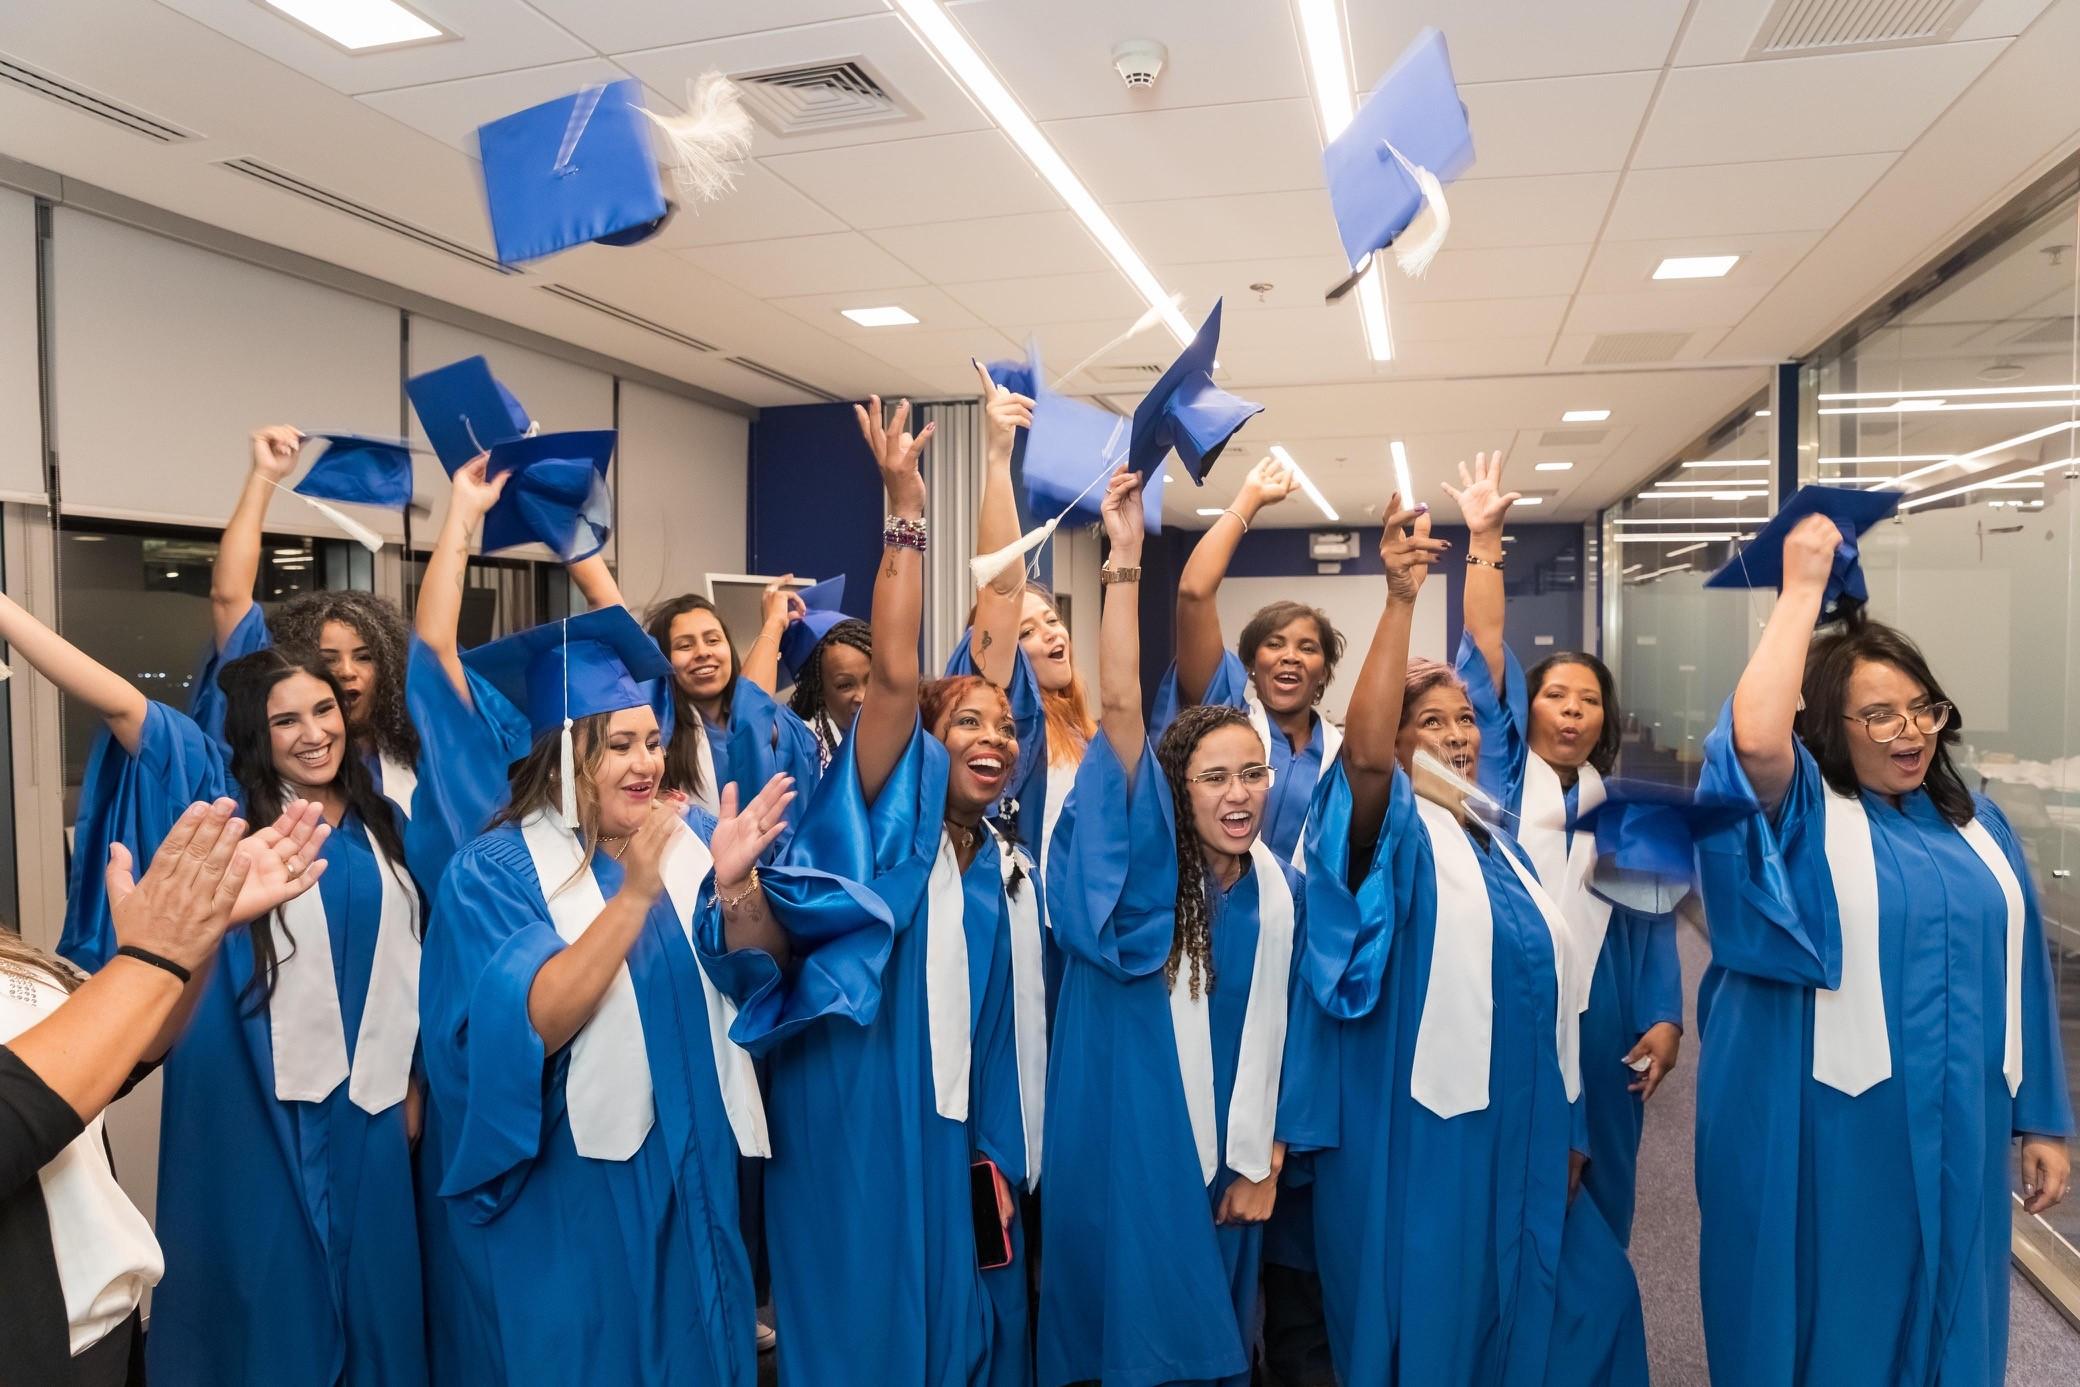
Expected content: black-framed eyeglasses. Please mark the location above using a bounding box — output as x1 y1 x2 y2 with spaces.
1188 764 1276 791
1842 701 1952 744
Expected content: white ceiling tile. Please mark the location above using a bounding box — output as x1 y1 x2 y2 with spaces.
763 129 1063 227
1459 71 1658 179
529 0 886 54
1041 99 1325 203
1349 1 1685 84
1576 230 1821 294
1443 173 1622 248
1381 337 1560 375
946 0 1309 120
356 59 638 153
866 212 1114 283
1602 154 1896 241
638 162 849 248
1111 191 1347 265
1953 0 2058 41
1391 296 1572 342
942 271 1144 329
1561 284 1771 336
1635 42 2006 168
1387 243 1594 303
677 231 927 298
767 285 986 337
1548 326 1736 366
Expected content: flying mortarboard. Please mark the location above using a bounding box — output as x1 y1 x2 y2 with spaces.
1126 299 1262 487
481 430 618 564
294 434 415 511
778 576 849 683
406 356 536 472
1577 779 1759 914
1323 26 1476 299
1704 483 1902 621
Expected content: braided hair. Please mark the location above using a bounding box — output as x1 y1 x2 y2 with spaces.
1154 702 1260 1000
269 590 419 768
788 618 872 762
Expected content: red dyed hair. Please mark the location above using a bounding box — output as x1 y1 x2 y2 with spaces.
919 674 1012 740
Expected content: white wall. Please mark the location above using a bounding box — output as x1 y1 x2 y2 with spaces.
615 379 748 610
1214 575 1445 725
0 188 41 504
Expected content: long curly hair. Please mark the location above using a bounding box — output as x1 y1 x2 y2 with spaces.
1155 702 1260 1000
218 648 410 1014
788 618 872 763
269 590 419 767
644 594 739 802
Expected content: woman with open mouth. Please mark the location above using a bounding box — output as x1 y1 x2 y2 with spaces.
1445 452 1682 1249
698 396 1037 1387
1693 506 2071 1386
6 586 434 1387
420 603 836 1386
1279 494 1648 1387
1036 465 1302 1387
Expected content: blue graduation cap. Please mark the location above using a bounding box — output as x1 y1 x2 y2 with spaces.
778 576 848 683
294 434 414 512
481 430 617 563
406 356 535 472
1578 779 1758 913
1126 300 1263 487
1704 483 1901 620
1323 27 1475 298
477 79 672 266
988 340 1164 535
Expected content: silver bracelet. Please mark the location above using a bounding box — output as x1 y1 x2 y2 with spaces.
1222 507 1250 533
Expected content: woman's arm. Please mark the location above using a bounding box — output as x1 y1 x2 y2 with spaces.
1342 499 1448 843
0 591 149 753
1096 468 1147 769
851 397 934 805
1441 452 1518 691
568 555 626 612
212 427 302 652
968 360 1035 689
709 776 797 962
415 455 509 701
1730 515 1838 810
1176 456 1297 704
738 575 804 696
526 801 678 1052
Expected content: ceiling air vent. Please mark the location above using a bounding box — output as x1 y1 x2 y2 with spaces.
218 159 515 275
725 357 842 402
1538 428 1609 447
1747 0 1981 57
733 59 914 137
540 286 718 352
0 56 195 143
1584 331 1690 366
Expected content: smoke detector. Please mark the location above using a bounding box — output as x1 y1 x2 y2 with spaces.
1112 39 1166 90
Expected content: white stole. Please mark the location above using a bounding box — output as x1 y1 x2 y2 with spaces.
924 833 974 1123
1409 796 1582 1120
0 971 163 1354
1241 687 1343 870
1169 838 1295 1185
1812 790 2024 1098
376 751 417 822
1517 756 1612 1016
269 819 421 1114
659 826 771 1158
1039 758 1078 879
986 824 1048 1189
688 709 721 818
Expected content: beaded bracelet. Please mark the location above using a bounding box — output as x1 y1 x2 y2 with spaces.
884 514 929 552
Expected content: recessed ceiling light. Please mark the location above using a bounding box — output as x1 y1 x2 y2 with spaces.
841 306 919 328
1561 409 1610 423
1533 461 1573 472
1195 508 1225 517
1652 255 1740 280
1515 496 1545 505
261 0 445 51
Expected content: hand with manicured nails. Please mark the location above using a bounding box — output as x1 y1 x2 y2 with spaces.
249 425 304 482
854 395 933 516
1780 513 1843 599
712 775 796 895
1440 451 1520 538
1233 454 1298 521
972 359 1034 462
1098 465 1146 565
617 799 685 906
1624 1021 1682 1101
1379 492 1451 604
449 453 511 524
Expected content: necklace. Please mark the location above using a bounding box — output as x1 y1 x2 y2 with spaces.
601 834 630 861
944 819 977 855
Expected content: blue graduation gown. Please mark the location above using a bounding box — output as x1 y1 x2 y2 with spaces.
59 703 427 1387
724 683 828 849
1279 763 1646 1387
1456 633 1683 1245
1037 736 1302 1387
1693 703 2073 1386
1151 652 1325 863
700 721 1026 1387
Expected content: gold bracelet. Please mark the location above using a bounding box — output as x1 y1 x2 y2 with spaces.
716 866 761 909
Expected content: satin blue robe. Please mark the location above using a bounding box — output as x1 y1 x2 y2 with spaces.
1456 634 1683 1246
700 722 1027 1386
1693 702 2073 1386
1037 736 1303 1387
58 703 426 1387
1152 652 1325 863
1279 763 1648 1387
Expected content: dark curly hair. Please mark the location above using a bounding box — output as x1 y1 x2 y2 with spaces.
1238 600 1347 705
788 618 872 762
269 590 419 768
1155 702 1261 1000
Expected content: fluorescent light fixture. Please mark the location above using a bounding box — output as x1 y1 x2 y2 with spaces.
1818 455 1948 465
1353 266 1394 362
1623 563 1644 575
1270 444 1339 521
1562 409 1611 423
1389 439 1415 507
1195 507 1226 517
1533 461 1573 472
261 0 443 50
1755 409 1771 418
1874 421 2080 491
1615 516 1769 526
1820 383 2080 400
1901 454 2078 510
1650 478 1773 488
1293 0 1393 362
1515 496 1545 505
1666 541 1710 557
841 306 919 327
891 1 1192 347
1636 491 1765 502
1628 563 1693 582
1822 400 2080 418
1652 255 1739 280
1679 458 1768 468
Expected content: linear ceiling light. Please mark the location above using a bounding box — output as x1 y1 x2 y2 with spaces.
1872 420 2080 491
1820 383 2080 400
1901 454 2079 510
1270 444 1340 521
1294 0 1392 362
1819 398 2080 415
892 0 1193 348
1679 458 1768 468
262 0 443 50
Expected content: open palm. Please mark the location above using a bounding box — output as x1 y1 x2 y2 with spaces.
1441 451 1519 535
711 774 796 888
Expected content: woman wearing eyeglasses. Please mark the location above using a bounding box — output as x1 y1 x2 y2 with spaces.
1695 511 2071 1386
1037 466 1303 1387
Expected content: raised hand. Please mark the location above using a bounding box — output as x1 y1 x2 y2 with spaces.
229 799 332 924
854 394 934 514
1235 454 1299 519
972 359 1034 462
249 425 304 482
449 453 511 524
760 574 808 633
1379 492 1450 604
1780 513 1843 598
711 775 796 891
1098 465 1146 562
1439 451 1519 537
106 798 256 975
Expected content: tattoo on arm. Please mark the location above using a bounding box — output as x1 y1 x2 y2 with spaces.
979 632 992 654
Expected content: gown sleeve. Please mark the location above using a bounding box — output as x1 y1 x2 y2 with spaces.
945 628 1047 841
399 635 531 887
186 600 271 754
1454 628 1529 813
1633 913 1685 1033
1150 651 1250 744
1294 760 1417 1022
59 703 232 972
1693 699 1838 988
1041 734 1178 981
725 680 825 812
1974 796 2076 1139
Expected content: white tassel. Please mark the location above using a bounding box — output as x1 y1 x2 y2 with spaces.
971 518 1063 591
265 478 384 553
1050 292 1184 391
1382 141 1449 278
642 74 754 205
559 717 578 827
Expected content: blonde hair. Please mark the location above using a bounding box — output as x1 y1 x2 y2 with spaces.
0 929 85 994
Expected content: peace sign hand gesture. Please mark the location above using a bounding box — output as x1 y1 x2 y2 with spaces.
855 395 933 517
